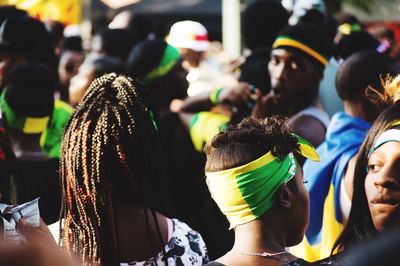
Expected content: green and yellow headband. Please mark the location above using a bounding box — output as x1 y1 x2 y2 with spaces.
0 92 49 134
272 36 329 66
205 135 319 229
141 44 181 85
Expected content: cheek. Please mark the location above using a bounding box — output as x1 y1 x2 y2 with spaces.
364 175 375 204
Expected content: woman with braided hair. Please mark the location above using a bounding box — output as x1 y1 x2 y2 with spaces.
59 73 208 265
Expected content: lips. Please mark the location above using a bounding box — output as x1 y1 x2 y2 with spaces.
371 195 399 206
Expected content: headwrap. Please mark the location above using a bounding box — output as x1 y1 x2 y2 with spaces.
0 92 49 134
205 135 320 229
272 23 332 67
369 128 400 157
0 92 72 158
127 40 181 86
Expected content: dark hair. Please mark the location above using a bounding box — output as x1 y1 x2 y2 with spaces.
0 5 27 25
335 12 361 26
333 78 400 252
61 36 83 53
0 16 57 69
97 28 136 61
92 56 126 78
205 116 299 191
60 74 170 265
242 0 288 50
5 63 55 117
336 31 379 60
335 50 399 122
126 39 187 105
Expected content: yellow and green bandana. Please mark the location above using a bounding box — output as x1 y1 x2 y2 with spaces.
141 44 181 85
0 92 72 158
205 135 319 229
0 92 50 134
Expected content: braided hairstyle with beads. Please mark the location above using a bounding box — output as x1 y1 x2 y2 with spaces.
59 73 169 265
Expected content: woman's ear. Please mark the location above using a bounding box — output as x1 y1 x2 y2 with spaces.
277 184 292 209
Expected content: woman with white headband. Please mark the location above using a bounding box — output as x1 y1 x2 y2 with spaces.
204 116 320 266
333 75 400 254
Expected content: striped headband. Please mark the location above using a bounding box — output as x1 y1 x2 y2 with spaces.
141 44 181 85
369 129 400 158
0 91 49 134
205 135 320 229
272 36 329 66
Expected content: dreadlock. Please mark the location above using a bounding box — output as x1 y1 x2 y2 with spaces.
59 73 169 265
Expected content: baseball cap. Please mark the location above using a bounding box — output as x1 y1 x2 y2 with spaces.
167 20 209 52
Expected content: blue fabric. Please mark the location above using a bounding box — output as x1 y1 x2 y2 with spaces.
303 112 370 245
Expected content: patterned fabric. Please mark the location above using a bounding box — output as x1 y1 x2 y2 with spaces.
120 219 209 266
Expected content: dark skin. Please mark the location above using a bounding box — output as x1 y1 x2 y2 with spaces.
113 192 169 263
252 48 326 149
216 166 309 266
171 83 250 128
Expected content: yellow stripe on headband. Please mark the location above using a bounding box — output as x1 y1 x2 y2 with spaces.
272 38 328 66
389 119 400 128
206 150 277 179
23 116 50 134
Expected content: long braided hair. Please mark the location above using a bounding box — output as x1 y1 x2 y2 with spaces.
59 73 169 265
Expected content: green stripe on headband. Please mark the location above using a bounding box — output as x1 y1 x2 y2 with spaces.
142 44 181 85
0 92 49 134
205 134 319 229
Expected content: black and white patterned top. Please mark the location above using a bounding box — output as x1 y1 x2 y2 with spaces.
120 219 209 266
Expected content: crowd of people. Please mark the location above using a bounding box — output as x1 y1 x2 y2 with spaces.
1 1 400 265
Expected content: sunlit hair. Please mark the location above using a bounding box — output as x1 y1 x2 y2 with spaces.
333 74 400 253
59 73 169 265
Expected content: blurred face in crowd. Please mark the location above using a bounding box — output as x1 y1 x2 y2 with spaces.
268 48 321 107
58 50 84 88
69 60 95 106
179 48 204 68
365 141 400 232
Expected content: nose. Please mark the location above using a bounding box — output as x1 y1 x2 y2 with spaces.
374 169 400 191
273 63 289 82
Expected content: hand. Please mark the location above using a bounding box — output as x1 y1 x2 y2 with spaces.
170 99 184 113
0 218 81 266
251 90 279 119
219 82 255 107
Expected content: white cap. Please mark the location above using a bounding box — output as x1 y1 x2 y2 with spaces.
167 20 209 52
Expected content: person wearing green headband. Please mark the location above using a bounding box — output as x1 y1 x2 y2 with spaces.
204 116 320 266
252 23 332 152
0 63 72 224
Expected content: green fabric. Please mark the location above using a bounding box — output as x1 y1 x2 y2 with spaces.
142 44 181 85
40 100 73 158
189 112 230 152
0 92 25 131
237 153 297 217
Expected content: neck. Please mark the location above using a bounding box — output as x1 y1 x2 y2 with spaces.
113 198 168 263
7 129 48 160
343 101 368 122
232 219 287 254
